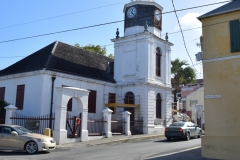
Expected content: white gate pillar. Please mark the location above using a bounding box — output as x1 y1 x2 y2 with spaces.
102 108 113 138
80 95 89 142
53 87 89 144
53 89 68 145
122 111 131 136
4 105 18 125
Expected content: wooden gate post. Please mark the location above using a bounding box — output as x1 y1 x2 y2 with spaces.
102 108 113 138
4 105 18 125
122 111 131 136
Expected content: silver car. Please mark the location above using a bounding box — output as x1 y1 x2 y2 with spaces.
165 122 202 141
0 124 56 154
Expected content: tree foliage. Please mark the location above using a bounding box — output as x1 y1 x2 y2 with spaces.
0 100 10 116
108 54 114 59
171 58 196 102
74 43 107 56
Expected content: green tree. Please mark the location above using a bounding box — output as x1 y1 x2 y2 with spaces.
108 54 114 59
171 58 196 102
74 43 107 56
0 100 10 116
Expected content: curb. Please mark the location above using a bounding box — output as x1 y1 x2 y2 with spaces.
96 134 164 145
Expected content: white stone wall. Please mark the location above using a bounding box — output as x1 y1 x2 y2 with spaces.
0 73 44 116
112 32 172 87
0 71 116 118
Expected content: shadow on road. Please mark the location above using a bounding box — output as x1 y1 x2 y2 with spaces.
154 137 200 143
0 150 50 156
144 148 214 160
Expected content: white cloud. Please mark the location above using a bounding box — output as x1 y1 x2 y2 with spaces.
174 12 204 33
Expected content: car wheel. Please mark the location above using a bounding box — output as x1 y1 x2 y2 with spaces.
198 131 202 138
167 137 171 140
186 132 190 141
25 141 38 154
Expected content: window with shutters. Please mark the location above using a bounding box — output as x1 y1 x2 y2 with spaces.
124 92 135 104
15 85 25 110
108 93 116 103
230 19 240 53
108 93 116 114
156 93 162 119
190 100 198 106
88 90 97 113
156 47 161 77
0 87 5 101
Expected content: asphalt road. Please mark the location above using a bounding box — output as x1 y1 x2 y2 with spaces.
0 137 210 160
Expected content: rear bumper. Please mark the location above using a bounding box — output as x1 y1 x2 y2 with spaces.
165 131 186 138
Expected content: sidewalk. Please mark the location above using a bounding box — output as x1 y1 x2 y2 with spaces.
57 133 164 148
57 130 205 148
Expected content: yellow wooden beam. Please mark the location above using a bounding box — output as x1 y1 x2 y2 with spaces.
105 103 139 108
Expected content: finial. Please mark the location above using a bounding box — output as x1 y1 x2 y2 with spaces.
144 21 148 32
165 32 168 41
116 28 120 38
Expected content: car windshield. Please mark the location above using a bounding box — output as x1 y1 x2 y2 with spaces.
170 123 185 127
13 126 32 135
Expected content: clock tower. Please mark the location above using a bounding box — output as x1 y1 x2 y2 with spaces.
111 0 173 134
124 0 163 37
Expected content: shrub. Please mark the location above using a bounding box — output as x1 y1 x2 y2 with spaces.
0 100 10 116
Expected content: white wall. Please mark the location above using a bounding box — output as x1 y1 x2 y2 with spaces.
0 74 44 116
43 73 116 119
113 32 172 87
185 87 204 112
0 71 116 118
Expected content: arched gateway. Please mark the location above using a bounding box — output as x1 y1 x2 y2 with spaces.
53 87 89 145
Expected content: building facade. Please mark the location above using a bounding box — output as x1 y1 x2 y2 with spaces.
0 0 173 135
198 0 240 159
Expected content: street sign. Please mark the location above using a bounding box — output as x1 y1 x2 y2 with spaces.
205 94 221 99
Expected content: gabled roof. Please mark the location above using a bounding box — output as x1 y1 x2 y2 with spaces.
0 41 115 83
198 0 240 20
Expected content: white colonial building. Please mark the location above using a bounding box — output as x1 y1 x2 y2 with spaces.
0 0 173 135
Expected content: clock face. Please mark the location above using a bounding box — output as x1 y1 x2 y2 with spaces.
155 10 161 21
127 7 137 18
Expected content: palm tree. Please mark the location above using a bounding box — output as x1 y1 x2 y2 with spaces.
171 59 196 103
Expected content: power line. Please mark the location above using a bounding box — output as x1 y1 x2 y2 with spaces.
0 0 229 30
0 17 236 59
0 1 230 44
0 1 129 30
0 16 237 59
171 0 197 72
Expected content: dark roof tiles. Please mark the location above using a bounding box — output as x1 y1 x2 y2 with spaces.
0 41 115 83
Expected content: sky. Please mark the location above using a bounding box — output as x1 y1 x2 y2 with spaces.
0 0 230 79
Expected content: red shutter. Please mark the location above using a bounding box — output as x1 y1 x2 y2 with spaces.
67 98 73 111
88 90 97 113
0 87 5 100
16 85 25 110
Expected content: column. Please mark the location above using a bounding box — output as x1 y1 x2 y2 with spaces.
81 108 88 141
122 111 131 136
4 105 18 125
53 105 67 145
102 108 113 138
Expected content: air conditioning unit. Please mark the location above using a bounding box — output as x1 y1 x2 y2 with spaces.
195 52 203 61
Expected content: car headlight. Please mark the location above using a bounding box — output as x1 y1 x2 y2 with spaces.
36 139 48 142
